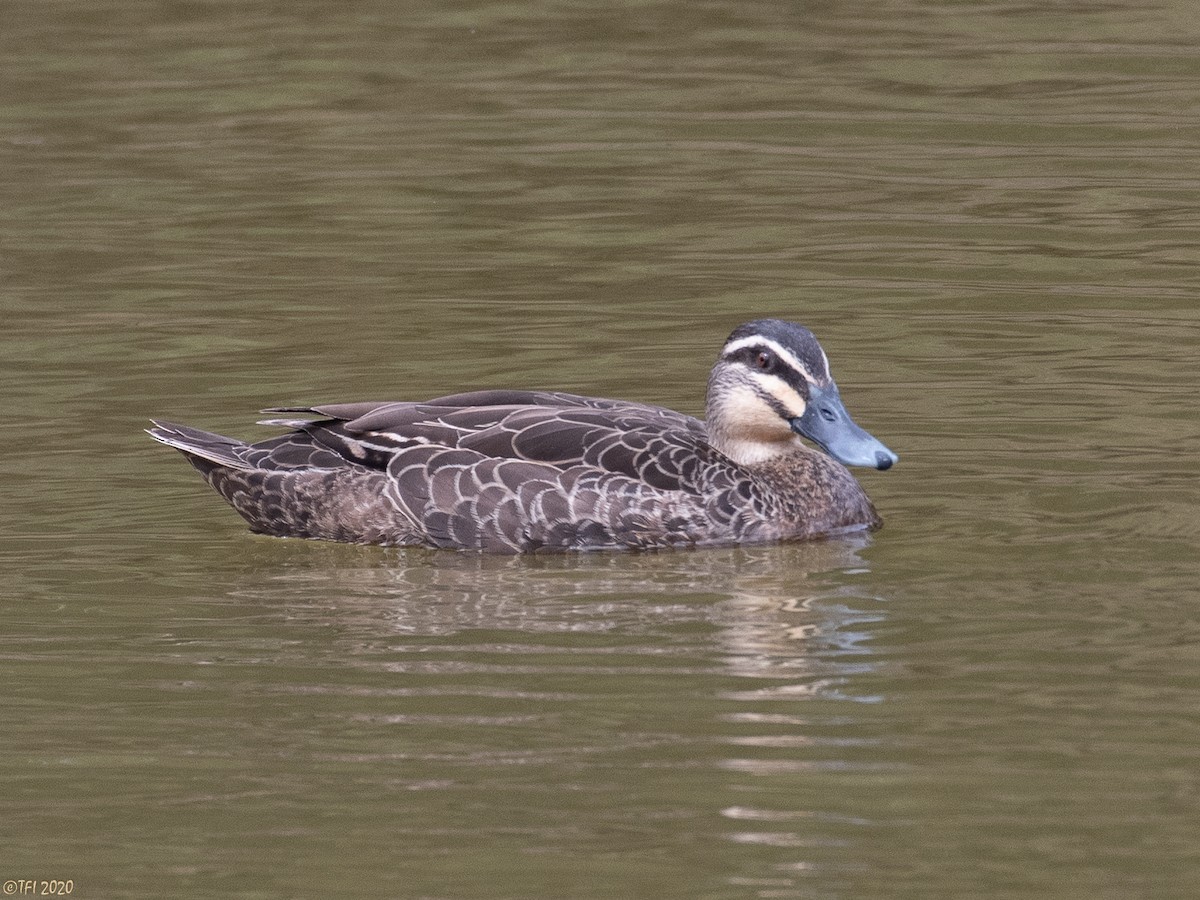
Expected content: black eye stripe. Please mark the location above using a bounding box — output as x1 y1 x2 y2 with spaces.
721 328 830 384
721 345 814 399
726 346 793 378
726 346 774 368
726 345 827 385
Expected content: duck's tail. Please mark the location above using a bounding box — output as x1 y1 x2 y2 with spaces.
145 420 255 471
147 419 410 544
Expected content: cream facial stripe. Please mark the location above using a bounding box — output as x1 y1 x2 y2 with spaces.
721 336 821 385
753 373 808 419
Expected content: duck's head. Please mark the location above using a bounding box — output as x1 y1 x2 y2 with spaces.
705 319 898 470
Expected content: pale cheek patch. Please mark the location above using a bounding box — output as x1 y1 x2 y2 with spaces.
724 384 795 441
757 376 807 421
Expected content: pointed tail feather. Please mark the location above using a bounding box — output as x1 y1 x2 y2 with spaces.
146 420 255 470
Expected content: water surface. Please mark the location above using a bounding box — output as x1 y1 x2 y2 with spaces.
3 1 1199 897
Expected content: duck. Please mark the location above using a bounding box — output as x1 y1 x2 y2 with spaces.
147 319 897 552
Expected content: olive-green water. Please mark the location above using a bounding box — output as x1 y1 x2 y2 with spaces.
4 1 1199 897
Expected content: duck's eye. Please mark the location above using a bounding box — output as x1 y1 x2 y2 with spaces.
755 351 772 370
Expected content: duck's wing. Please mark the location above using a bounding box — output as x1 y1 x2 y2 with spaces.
259 391 717 491
156 393 749 551
265 390 703 434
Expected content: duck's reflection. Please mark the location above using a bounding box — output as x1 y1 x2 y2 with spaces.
239 536 884 654
229 536 889 890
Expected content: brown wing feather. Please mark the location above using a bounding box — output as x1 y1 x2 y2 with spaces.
259 393 711 490
186 389 768 550
267 391 704 435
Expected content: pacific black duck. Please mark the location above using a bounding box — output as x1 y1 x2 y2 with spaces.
148 319 897 552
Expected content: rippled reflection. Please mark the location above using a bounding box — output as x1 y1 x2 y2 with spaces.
209 537 892 887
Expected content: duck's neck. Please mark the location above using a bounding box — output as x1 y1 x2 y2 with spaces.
704 371 805 466
705 425 804 466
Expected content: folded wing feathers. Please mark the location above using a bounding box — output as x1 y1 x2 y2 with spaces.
163 393 747 550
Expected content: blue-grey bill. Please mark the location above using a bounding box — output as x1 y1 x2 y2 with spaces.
791 383 898 470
